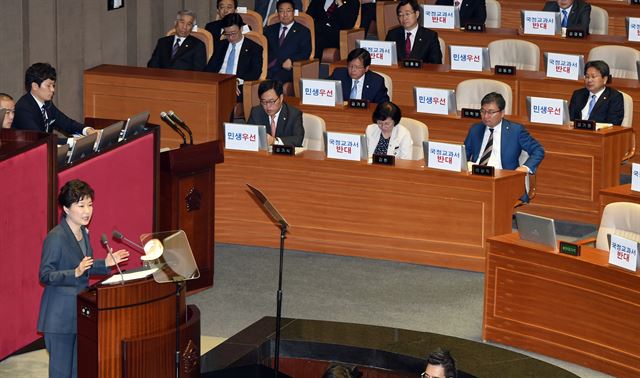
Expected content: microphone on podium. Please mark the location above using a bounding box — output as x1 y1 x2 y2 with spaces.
160 111 187 145
167 110 193 145
101 234 125 284
112 230 145 255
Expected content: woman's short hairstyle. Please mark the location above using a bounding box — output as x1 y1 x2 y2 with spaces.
59 179 94 209
584 60 612 84
372 101 402 125
347 48 372 68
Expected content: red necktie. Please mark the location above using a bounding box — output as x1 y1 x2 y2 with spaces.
326 1 337 17
455 0 461 7
271 116 277 137
405 32 412 58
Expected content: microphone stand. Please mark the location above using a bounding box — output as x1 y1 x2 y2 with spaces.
101 234 124 285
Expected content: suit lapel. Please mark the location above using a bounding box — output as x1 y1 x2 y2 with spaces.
591 87 610 114
276 103 289 137
172 36 192 61
362 71 372 98
61 219 86 261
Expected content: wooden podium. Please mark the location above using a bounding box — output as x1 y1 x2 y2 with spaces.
77 277 201 378
160 141 224 291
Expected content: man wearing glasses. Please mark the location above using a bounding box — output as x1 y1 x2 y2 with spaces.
264 0 311 84
148 9 207 71
247 80 304 146
329 48 390 104
385 0 442 64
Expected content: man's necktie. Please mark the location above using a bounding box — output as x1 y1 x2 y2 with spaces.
172 38 180 58
454 0 461 8
270 116 277 137
405 32 412 58
350 80 359 99
479 128 494 166
587 94 596 118
279 26 288 46
225 43 236 74
561 9 568 28
326 1 337 17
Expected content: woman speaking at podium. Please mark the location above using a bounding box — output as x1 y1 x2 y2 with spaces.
37 179 129 378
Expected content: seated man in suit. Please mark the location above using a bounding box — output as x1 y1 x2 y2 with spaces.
542 0 591 33
386 0 442 64
329 48 390 103
13 63 95 143
205 0 238 51
569 60 624 125
307 0 359 59
247 80 305 146
0 93 15 129
256 0 304 26
464 92 544 201
435 0 487 27
148 9 207 71
265 0 312 84
205 13 263 100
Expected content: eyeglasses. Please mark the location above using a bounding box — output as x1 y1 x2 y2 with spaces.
480 109 501 115
348 64 365 70
398 12 416 18
260 98 280 106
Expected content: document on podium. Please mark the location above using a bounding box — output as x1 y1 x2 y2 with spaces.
101 268 158 285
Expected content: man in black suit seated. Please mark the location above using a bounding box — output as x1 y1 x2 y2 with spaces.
542 0 591 33
148 9 207 71
307 0 359 59
329 48 390 103
205 0 238 51
569 60 624 126
205 13 264 100
265 0 312 84
435 0 487 27
247 80 305 146
385 0 442 64
13 63 95 143
255 0 303 27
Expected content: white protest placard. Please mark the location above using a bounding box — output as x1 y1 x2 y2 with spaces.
632 163 640 192
427 141 464 172
326 132 363 161
414 88 456 115
528 97 567 125
449 46 488 72
545 52 583 81
301 79 341 107
609 234 639 272
357 40 396 66
522 10 558 36
628 17 640 42
224 123 260 151
422 5 458 29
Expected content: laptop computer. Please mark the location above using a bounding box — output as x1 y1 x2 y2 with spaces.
95 121 124 152
122 111 150 140
515 212 557 251
67 133 98 164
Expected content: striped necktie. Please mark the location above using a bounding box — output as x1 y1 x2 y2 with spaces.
478 128 494 166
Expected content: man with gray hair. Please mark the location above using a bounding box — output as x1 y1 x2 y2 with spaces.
148 9 207 71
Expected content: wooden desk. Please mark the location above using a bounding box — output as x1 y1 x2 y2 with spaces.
215 150 523 272
289 97 632 223
600 184 640 213
83 64 236 149
483 232 640 377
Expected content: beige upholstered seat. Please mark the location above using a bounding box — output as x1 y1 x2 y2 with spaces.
488 39 540 71
588 45 640 80
485 0 501 28
455 79 513 114
399 117 428 160
239 10 264 34
438 37 446 65
589 5 608 35
595 202 640 251
302 113 326 151
373 70 393 101
620 90 633 127
266 12 315 59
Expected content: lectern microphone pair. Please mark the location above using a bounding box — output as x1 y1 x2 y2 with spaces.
159 110 193 146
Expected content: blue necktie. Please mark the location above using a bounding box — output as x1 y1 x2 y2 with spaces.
350 80 359 99
561 9 568 28
171 38 180 58
587 94 596 117
225 43 236 74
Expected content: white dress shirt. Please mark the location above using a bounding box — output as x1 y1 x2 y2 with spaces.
219 37 245 83
581 87 605 120
475 122 503 169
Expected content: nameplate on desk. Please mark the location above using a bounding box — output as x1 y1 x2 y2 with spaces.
627 17 640 41
348 99 369 109
471 164 494 176
301 79 343 107
527 96 568 125
495 65 516 75
422 5 458 29
402 59 422 69
608 234 639 272
426 141 465 172
559 241 581 256
461 108 481 119
545 52 583 80
573 119 595 131
326 132 363 161
464 23 484 32
414 88 456 115
566 28 585 38
449 45 489 72
372 154 395 166
272 145 295 155
632 163 640 192
356 40 397 66
521 10 560 36
224 123 260 151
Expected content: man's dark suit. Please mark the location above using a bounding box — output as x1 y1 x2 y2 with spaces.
307 0 360 59
13 93 84 140
385 26 442 64
569 87 624 125
255 0 304 22
542 0 591 33
265 21 312 83
435 0 487 26
147 35 207 71
38 220 110 378
205 37 263 82
247 102 305 146
329 68 390 103
205 20 225 50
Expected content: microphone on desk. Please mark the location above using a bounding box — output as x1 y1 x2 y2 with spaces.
167 110 193 145
101 233 125 284
112 230 145 255
160 111 187 146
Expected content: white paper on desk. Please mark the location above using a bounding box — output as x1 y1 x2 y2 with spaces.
101 268 158 285
632 163 640 192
